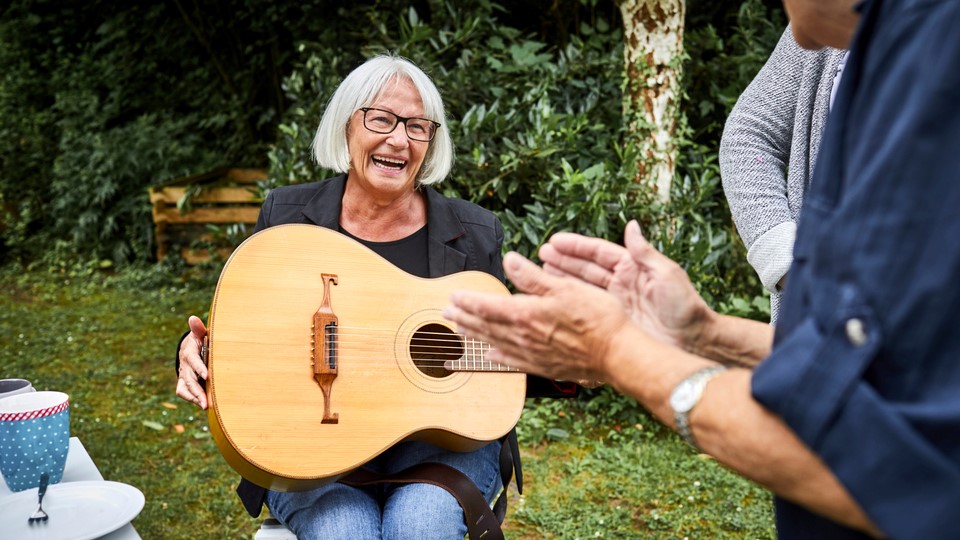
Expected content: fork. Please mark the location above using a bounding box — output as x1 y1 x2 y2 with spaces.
28 472 49 523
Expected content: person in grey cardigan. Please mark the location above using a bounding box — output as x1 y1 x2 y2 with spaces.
720 26 847 323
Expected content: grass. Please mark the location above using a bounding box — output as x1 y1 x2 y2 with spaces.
0 263 775 539
506 396 775 539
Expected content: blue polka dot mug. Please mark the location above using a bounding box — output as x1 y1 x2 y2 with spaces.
0 391 70 492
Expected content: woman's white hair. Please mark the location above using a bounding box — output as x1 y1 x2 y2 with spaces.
312 54 453 186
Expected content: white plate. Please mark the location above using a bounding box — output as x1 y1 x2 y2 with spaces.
0 481 144 540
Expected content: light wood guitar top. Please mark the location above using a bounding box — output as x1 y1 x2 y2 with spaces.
206 224 525 491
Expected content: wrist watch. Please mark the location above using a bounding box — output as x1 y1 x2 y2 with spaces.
669 365 727 449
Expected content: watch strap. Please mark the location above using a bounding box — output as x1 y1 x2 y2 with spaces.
673 365 727 449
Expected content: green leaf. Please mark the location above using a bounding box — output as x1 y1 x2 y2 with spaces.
546 428 570 441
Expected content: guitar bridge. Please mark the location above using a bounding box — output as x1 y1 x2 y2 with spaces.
313 273 339 424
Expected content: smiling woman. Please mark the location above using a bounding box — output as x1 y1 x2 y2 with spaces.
337 76 433 240
313 56 454 188
173 54 518 540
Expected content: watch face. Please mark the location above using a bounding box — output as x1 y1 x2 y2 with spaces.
670 380 698 413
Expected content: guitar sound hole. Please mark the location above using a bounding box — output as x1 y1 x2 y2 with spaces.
410 323 463 378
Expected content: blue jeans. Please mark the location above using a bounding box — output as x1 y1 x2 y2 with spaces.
265 440 503 540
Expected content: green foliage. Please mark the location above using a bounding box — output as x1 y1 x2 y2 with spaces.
0 0 342 266
268 1 635 259
0 1 60 262
684 0 787 145
658 143 770 320
1 0 783 317
265 0 775 321
447 14 633 257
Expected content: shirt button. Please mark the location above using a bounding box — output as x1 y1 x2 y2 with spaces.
845 318 867 346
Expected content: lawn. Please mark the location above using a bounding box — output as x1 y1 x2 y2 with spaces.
0 263 775 539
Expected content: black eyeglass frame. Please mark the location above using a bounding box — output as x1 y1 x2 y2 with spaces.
358 107 441 142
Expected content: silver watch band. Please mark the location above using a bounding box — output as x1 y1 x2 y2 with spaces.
675 409 696 448
672 365 727 449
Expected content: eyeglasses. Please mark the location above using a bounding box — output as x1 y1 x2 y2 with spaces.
359 107 440 142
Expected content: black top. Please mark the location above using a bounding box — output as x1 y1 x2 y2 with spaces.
340 224 430 278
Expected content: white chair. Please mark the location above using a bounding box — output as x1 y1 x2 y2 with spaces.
253 512 296 540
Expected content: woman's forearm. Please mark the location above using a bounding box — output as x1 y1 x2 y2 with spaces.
691 312 774 368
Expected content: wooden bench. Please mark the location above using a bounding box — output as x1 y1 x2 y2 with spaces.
148 168 264 264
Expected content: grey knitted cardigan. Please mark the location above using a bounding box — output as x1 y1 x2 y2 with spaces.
720 27 846 323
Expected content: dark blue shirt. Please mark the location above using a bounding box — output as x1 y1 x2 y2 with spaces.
751 0 960 538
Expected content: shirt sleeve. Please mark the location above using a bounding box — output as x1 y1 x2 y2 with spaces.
752 1 960 537
719 28 838 293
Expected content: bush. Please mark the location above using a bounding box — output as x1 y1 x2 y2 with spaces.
0 0 339 266
269 1 637 253
267 0 778 321
1 0 783 318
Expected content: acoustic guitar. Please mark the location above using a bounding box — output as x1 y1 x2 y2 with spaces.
204 224 526 492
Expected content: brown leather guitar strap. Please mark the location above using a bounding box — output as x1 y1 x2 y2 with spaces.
340 462 504 540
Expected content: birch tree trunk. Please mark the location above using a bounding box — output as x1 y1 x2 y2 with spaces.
617 0 685 201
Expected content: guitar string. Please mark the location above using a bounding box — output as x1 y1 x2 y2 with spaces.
312 332 488 351
214 329 518 368
313 328 491 351
225 353 518 370
211 354 520 371
310 334 501 369
215 339 516 369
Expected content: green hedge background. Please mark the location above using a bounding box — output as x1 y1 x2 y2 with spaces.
1 0 784 319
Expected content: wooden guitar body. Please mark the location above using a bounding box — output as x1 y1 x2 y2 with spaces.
205 224 525 491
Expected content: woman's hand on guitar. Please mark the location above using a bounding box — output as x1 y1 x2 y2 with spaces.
538 220 715 354
175 315 209 409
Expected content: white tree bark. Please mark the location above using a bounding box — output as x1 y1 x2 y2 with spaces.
617 0 685 201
